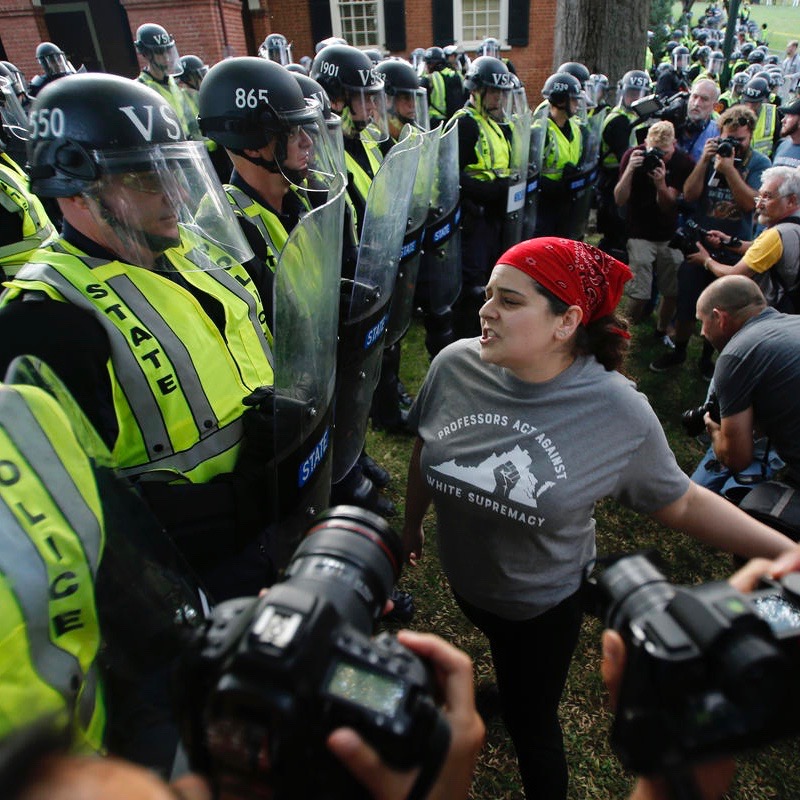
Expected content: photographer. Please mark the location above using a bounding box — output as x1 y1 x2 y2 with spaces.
678 79 720 162
600 543 800 800
614 121 694 338
694 276 800 483
650 106 770 377
687 166 800 312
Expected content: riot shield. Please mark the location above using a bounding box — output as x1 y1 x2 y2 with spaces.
417 117 461 315
502 108 532 249
522 106 546 240
563 109 603 241
270 172 346 563
385 124 439 347
333 130 422 481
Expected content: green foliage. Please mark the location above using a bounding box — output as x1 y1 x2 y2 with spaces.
651 0 677 61
370 310 800 798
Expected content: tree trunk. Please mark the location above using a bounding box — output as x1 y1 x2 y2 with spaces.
554 0 651 83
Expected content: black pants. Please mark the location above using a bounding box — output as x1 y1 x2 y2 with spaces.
455 589 584 800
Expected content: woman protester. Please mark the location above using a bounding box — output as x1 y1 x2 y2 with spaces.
401 237 795 800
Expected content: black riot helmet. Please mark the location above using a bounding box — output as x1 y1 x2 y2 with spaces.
364 49 383 66
198 57 339 185
1 61 27 98
259 33 292 65
742 76 770 104
424 46 446 71
176 55 208 90
619 69 650 107
135 23 182 76
25 73 251 267
35 42 73 78
557 61 590 89
464 56 514 120
375 59 428 129
542 70 582 114
478 37 502 58
693 44 711 66
730 70 750 95
672 45 690 71
310 44 389 140
747 48 766 65
293 72 344 171
707 50 725 76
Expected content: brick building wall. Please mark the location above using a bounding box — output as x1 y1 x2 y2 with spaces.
0 1 49 79
261 1 316 63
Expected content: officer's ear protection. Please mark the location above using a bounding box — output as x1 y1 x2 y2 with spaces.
28 139 100 182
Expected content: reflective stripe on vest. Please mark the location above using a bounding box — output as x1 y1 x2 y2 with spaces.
3 239 273 482
541 117 583 181
453 106 511 181
430 71 447 119
753 103 777 157
0 153 57 272
138 72 199 140
0 384 105 751
225 185 288 272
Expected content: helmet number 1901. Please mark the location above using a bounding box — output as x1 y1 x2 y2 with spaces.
235 88 269 109
29 108 65 140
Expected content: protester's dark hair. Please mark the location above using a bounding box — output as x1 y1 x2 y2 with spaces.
533 283 630 371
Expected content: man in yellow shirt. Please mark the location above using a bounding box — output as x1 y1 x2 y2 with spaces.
689 165 800 311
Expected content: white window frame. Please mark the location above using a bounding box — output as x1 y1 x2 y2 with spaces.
329 0 386 50
453 0 509 53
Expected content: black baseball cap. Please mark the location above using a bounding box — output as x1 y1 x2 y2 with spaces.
780 98 800 115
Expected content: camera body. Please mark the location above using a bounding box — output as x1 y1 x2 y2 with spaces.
680 390 720 436
593 554 800 774
640 147 664 173
669 218 707 257
631 91 688 130
180 506 450 799
715 136 741 159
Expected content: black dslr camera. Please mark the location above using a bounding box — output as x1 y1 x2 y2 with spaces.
715 136 741 159
669 219 707 257
589 554 800 774
680 390 720 436
180 506 450 800
641 147 664 173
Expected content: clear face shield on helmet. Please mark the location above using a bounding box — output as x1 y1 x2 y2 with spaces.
0 76 28 139
272 100 342 196
480 39 501 59
511 82 529 116
387 89 430 132
41 51 73 78
146 43 182 77
478 85 514 123
708 54 725 76
83 141 253 272
673 51 690 71
343 84 390 143
259 37 293 66
621 85 648 109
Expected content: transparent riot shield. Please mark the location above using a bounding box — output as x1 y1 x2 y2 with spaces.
3 356 207 678
522 106 546 240
417 117 461 315
270 173 346 563
333 130 422 481
385 124 439 347
502 108 532 249
563 110 603 241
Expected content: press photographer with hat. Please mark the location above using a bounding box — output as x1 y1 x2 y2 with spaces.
772 97 800 168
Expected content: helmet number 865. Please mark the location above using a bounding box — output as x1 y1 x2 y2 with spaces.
235 88 269 109
29 108 65 140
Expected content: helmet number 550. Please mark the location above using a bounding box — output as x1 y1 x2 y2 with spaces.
29 108 65 140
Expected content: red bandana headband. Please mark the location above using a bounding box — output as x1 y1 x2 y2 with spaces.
497 237 633 326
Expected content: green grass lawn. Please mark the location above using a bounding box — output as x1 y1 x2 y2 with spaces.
369 309 800 798
672 1 800 54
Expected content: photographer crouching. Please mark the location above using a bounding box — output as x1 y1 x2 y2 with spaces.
650 106 771 378
613 121 694 341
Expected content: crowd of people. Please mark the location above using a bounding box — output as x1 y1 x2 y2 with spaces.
2 4 800 799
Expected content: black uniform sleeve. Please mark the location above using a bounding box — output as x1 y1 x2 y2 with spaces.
0 298 118 446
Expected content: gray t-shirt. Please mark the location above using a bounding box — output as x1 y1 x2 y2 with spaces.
715 307 800 470
408 339 689 620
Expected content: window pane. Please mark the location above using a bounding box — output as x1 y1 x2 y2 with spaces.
337 0 379 46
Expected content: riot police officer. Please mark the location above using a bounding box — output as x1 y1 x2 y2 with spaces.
420 46 465 126
28 42 75 98
0 70 56 278
259 32 293 65
655 44 692 97
0 73 279 601
451 56 513 338
534 71 585 238
135 23 200 142
742 76 779 156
